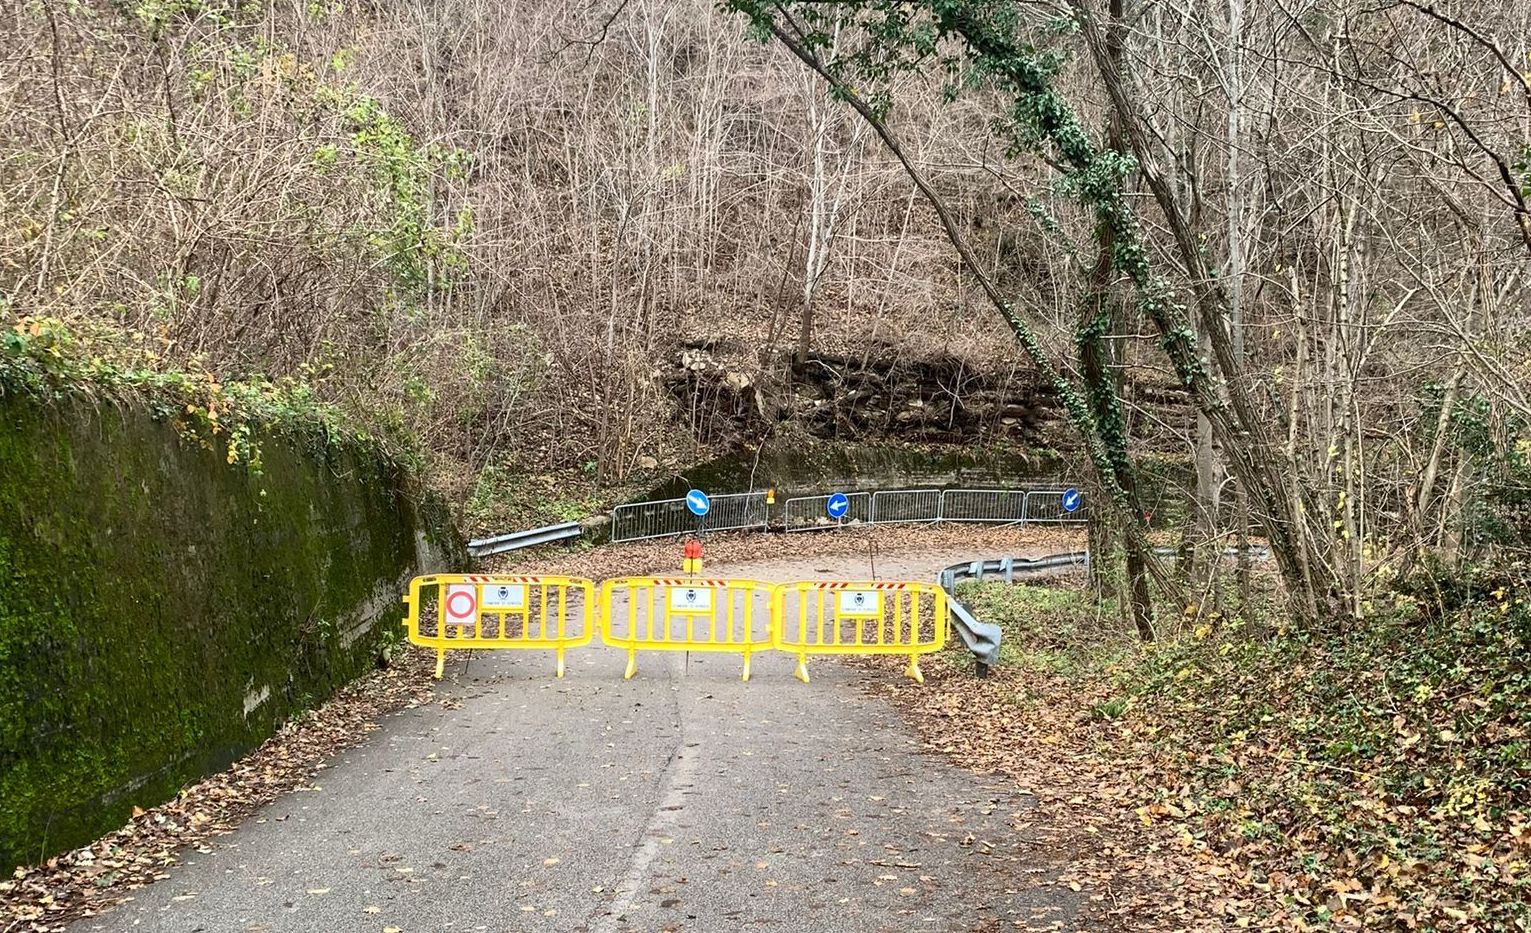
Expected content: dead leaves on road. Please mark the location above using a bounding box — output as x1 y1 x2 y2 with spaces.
872 652 1282 932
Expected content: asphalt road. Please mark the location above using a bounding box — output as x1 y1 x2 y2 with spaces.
71 553 1083 933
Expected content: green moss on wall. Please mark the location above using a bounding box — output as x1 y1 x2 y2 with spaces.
0 386 457 871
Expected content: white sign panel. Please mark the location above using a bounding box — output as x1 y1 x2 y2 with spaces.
444 584 479 624
837 589 882 617
481 583 527 611
668 586 714 614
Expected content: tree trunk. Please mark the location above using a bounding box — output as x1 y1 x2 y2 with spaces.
754 9 1187 622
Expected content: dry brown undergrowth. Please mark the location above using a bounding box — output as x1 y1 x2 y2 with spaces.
865 650 1297 933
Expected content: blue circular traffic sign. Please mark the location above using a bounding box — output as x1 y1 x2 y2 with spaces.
826 492 850 519
1061 487 1082 513
684 489 711 517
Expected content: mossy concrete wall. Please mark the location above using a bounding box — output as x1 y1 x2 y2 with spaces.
0 389 458 871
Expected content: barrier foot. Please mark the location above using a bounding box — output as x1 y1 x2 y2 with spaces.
794 657 810 684
434 648 445 681
905 655 924 685
624 651 638 680
556 649 566 680
741 653 752 683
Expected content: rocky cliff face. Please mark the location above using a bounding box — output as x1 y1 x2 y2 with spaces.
663 344 1191 454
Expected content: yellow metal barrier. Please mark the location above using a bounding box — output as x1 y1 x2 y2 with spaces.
771 580 948 684
597 577 774 681
402 574 596 679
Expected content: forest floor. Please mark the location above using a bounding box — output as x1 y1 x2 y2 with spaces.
899 572 1530 932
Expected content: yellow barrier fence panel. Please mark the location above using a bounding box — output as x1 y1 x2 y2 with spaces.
401 574 596 679
770 581 948 685
597 577 774 681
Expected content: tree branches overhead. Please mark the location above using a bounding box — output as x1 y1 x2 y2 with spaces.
727 0 1531 624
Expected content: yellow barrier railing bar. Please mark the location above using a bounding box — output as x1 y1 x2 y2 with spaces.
402 574 595 679
770 580 947 684
597 577 774 681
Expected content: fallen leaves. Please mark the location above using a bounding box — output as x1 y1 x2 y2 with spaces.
870 634 1280 931
874 571 1531 932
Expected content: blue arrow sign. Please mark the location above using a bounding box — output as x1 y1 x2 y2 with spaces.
826 492 850 520
685 489 711 517
1061 487 1082 513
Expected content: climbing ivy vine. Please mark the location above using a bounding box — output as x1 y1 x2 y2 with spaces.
729 0 1213 626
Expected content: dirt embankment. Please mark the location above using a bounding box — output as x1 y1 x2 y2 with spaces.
662 343 1193 458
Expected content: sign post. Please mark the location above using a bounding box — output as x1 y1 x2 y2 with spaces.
685 487 710 540
826 491 850 529
679 490 710 675
440 584 479 679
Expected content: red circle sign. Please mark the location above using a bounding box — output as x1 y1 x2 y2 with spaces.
446 588 477 621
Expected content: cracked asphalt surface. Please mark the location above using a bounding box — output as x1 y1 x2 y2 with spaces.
71 551 1083 933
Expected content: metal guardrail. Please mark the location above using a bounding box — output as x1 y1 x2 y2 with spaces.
937 548 1271 675
939 553 1090 591
610 491 769 542
609 486 1088 543
937 553 1091 677
467 521 582 557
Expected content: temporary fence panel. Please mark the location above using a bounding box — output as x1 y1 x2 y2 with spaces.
402 574 596 679
1023 489 1088 524
705 491 771 535
869 489 942 525
609 492 770 542
597 577 775 680
609 497 691 542
782 492 873 532
771 580 948 684
940 489 1028 524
